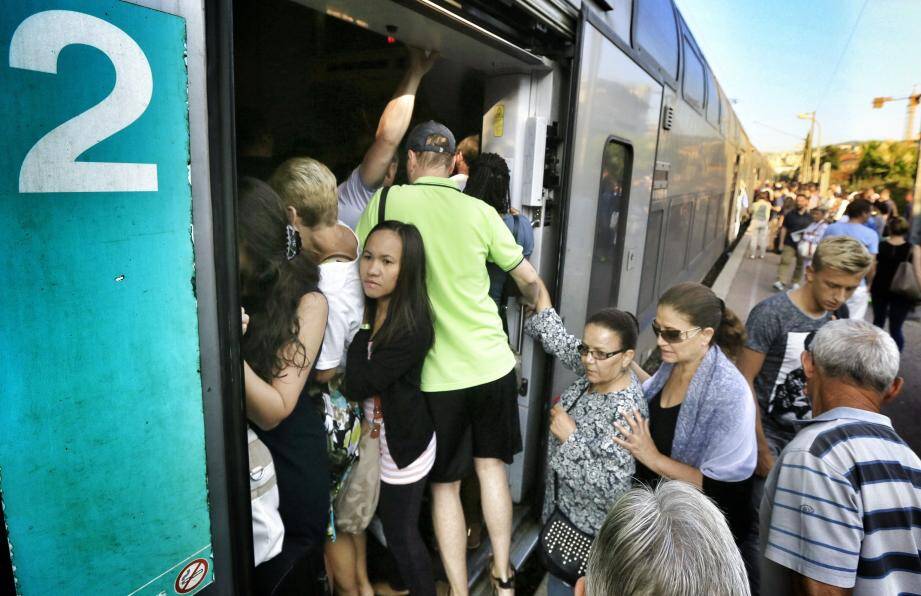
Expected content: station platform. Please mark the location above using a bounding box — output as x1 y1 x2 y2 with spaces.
716 229 921 456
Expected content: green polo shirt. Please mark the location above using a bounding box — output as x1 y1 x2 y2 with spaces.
356 176 524 392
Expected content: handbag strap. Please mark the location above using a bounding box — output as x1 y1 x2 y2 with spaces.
378 185 390 227
553 385 590 499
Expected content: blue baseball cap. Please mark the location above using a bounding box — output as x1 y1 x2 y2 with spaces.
406 120 456 154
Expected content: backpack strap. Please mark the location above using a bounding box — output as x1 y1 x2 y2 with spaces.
378 185 390 227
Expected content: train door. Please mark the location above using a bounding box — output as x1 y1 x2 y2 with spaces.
551 12 664 397
1 1 250 594
728 151 745 241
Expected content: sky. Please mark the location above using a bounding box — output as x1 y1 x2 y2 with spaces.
674 0 921 153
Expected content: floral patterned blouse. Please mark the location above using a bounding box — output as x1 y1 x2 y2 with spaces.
525 307 648 535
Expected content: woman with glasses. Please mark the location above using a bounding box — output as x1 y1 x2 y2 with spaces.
524 298 646 595
613 282 756 545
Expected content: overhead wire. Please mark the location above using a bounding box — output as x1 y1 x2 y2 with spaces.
814 0 870 113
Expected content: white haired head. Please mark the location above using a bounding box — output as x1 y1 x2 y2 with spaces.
580 481 750 596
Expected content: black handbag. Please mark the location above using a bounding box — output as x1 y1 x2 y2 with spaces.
538 388 594 586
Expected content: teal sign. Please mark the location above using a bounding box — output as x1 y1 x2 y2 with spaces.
0 2 213 594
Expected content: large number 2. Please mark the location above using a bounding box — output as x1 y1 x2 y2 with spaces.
9 10 158 193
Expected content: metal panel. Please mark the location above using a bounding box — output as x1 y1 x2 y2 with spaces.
552 21 662 396
0 2 216 594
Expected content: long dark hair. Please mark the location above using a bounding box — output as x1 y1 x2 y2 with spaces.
365 221 434 349
465 152 510 214
658 282 746 359
238 177 320 380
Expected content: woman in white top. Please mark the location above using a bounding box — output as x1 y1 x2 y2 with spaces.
345 221 437 596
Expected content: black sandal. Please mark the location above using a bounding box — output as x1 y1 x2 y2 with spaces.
489 558 515 594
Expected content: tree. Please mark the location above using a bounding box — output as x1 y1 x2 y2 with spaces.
853 141 889 180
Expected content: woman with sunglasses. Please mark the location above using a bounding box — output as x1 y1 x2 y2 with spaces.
524 298 646 595
613 282 756 545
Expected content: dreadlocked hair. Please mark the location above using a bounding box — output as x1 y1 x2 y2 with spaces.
465 152 511 214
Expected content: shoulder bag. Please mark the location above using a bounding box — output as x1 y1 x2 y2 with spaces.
538 388 595 586
890 251 921 301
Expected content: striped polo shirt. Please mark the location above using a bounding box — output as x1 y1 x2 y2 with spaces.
760 407 921 594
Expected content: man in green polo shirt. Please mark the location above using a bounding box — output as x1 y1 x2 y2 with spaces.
357 121 550 595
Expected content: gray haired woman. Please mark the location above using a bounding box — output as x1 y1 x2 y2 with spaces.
525 304 647 595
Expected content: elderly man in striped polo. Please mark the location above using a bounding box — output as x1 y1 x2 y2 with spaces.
760 319 919 595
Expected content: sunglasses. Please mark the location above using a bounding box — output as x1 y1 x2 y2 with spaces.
651 320 702 344
577 343 627 361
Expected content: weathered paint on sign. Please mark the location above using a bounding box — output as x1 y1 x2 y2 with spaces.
0 2 213 594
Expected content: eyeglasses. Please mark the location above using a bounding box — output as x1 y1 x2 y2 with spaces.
651 320 702 344
577 343 626 361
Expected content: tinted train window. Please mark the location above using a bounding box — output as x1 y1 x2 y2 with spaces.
635 0 679 79
690 196 709 255
682 40 705 108
706 73 720 124
637 209 663 315
587 141 632 316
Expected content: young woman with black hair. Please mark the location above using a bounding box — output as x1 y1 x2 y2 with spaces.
344 221 437 596
237 177 330 593
524 297 647 595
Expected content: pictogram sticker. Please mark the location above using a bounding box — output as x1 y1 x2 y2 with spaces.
174 558 209 594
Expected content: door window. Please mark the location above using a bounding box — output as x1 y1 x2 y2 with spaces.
587 140 632 316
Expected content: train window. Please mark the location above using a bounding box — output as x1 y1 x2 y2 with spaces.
706 72 720 124
682 39 705 109
663 199 692 280
637 208 664 316
690 195 709 255
587 140 632 315
635 0 679 80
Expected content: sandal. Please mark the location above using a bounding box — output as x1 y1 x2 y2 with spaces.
489 557 516 595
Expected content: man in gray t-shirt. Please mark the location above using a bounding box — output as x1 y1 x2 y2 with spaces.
736 236 872 594
337 47 436 230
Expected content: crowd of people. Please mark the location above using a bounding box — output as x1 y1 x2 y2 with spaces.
235 46 920 596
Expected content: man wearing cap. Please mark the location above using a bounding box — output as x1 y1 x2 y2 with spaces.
357 121 550 595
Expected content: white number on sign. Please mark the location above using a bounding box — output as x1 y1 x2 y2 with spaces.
9 10 158 193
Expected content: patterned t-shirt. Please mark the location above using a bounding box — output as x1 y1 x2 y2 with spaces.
746 292 835 451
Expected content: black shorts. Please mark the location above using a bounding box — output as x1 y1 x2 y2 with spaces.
424 369 522 483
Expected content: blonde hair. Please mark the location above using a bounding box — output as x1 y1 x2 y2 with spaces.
811 236 872 275
269 157 338 227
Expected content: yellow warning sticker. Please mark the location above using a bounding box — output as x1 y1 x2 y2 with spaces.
493 104 505 138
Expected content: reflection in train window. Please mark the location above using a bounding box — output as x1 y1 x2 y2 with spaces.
706 71 720 124
635 0 679 79
682 39 705 108
586 140 632 317
637 208 664 316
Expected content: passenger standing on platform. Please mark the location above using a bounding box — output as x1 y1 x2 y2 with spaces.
575 481 751 596
450 134 480 192
615 283 756 543
760 319 920 596
345 221 437 596
524 301 646 595
356 121 552 596
337 47 437 230
871 216 914 351
237 177 330 594
749 191 772 259
737 235 872 595
774 194 812 291
269 158 368 596
822 198 878 321
796 207 829 269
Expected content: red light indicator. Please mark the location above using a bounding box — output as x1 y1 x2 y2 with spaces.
387 36 396 44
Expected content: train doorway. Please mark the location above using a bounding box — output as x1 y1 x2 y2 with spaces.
231 0 559 588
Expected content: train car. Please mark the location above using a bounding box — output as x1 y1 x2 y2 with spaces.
0 0 770 594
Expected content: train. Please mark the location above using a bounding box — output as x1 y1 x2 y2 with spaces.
0 0 771 594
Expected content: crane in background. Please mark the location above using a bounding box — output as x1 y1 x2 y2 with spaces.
872 86 921 141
